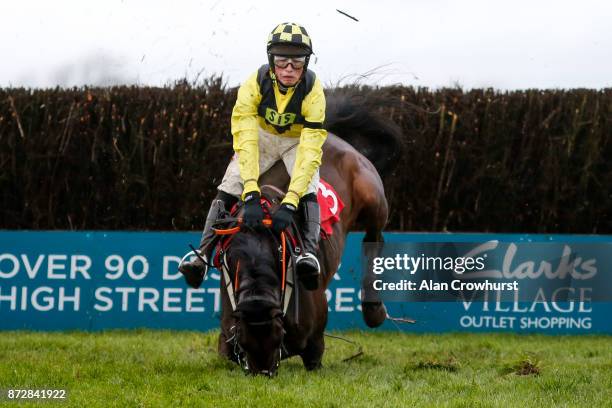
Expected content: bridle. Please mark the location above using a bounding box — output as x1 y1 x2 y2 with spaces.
224 320 284 377
206 201 300 376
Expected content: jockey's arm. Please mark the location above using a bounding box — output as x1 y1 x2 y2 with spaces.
230 71 263 200
283 78 328 208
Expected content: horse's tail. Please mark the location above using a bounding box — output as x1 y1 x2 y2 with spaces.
324 88 404 177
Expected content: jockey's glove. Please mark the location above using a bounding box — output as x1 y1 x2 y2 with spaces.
242 191 264 230
272 203 297 233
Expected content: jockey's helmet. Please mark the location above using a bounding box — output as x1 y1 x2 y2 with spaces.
267 23 313 71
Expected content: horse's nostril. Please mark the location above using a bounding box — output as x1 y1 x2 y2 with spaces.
238 294 280 311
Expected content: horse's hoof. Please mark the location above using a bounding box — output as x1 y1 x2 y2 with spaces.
361 302 387 328
304 361 322 371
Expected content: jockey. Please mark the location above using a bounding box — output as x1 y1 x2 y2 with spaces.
180 22 327 291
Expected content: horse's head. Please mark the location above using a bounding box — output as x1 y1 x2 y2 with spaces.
227 229 284 376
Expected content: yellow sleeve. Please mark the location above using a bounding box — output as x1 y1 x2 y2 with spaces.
230 71 262 199
283 77 328 207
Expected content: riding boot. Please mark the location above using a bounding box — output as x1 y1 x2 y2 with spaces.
296 194 321 290
179 191 237 289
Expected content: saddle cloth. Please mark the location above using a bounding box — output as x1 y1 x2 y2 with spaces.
317 179 344 237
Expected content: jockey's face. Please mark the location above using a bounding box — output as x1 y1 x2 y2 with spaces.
274 63 303 87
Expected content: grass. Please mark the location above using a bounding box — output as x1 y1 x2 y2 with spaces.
0 331 611 407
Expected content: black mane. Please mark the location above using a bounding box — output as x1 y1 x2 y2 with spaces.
229 231 279 292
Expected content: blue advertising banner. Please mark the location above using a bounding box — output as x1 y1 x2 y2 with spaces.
1 231 610 334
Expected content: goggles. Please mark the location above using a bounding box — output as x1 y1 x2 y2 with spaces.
272 55 307 69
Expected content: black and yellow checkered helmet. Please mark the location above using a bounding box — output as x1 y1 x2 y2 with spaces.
267 22 313 55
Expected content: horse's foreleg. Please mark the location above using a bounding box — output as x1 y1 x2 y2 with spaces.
300 334 324 371
217 285 239 363
217 329 238 363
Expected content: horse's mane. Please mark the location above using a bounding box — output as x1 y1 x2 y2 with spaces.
230 231 279 287
324 87 404 177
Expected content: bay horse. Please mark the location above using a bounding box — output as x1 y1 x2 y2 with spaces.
215 90 403 375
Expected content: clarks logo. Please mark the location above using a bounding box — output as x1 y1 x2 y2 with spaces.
457 241 597 280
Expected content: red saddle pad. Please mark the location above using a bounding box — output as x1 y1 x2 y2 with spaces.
317 179 344 237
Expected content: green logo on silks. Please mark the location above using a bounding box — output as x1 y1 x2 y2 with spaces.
265 108 296 126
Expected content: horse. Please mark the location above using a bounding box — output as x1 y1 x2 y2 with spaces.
215 90 403 375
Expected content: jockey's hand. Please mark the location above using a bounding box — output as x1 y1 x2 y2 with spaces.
242 192 264 230
272 203 297 233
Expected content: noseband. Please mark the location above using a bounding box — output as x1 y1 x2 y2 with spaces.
225 317 285 376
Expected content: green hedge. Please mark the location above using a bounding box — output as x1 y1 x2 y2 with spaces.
1 78 610 233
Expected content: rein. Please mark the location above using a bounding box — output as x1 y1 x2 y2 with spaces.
212 217 272 235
